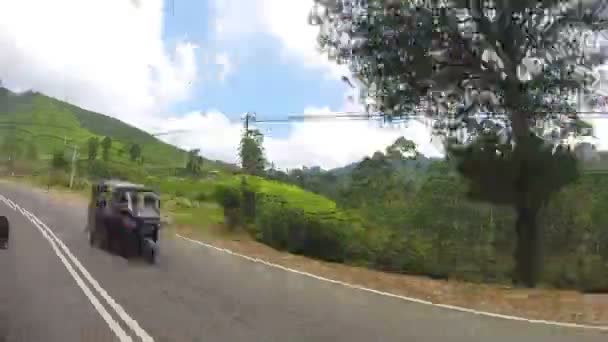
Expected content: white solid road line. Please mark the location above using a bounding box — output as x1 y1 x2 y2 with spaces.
0 194 154 342
23 209 134 342
176 234 608 332
27 213 154 342
0 195 132 341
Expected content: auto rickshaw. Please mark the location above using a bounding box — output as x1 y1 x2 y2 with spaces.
87 180 160 263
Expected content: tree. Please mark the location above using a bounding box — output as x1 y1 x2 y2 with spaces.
311 0 607 287
50 150 68 170
87 137 99 161
342 152 394 207
239 129 267 176
186 148 203 175
101 136 112 162
129 143 142 162
385 137 418 161
340 138 418 210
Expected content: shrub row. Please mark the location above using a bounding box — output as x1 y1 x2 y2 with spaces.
161 174 608 290
252 194 369 262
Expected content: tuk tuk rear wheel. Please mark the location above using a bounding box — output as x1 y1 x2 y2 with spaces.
145 248 156 264
119 238 130 258
119 232 137 259
98 224 110 250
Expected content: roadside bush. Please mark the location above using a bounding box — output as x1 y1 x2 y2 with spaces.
372 231 431 275
50 151 69 170
175 197 193 209
543 254 608 291
213 184 242 230
48 170 70 187
71 178 90 191
194 192 208 202
213 184 241 209
578 255 608 292
241 189 256 223
253 194 368 263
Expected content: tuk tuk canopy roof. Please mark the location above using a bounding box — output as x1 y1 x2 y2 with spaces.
94 179 157 195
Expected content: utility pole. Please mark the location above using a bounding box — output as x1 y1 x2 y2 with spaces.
241 112 251 171
241 112 256 168
243 112 257 135
243 112 252 137
69 145 79 188
240 112 256 206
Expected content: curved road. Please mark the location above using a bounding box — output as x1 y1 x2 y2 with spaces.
0 181 606 342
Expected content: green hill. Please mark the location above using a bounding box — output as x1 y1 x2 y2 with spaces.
0 87 236 175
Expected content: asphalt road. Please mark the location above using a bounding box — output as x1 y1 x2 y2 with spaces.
0 181 607 342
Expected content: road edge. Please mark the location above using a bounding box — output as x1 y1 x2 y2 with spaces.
176 233 608 332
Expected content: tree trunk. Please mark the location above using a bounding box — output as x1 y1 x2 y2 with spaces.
513 204 542 287
506 81 543 288
224 207 240 231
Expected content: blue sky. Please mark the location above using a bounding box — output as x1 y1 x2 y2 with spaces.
162 0 347 135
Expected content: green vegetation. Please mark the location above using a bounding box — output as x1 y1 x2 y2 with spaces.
260 147 608 290
310 0 608 287
239 128 266 176
2 75 608 292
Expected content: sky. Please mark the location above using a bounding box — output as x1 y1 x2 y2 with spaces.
0 0 605 170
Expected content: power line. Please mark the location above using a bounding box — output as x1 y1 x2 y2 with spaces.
151 129 190 137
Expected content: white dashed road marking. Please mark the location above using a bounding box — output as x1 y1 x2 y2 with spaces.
0 194 154 342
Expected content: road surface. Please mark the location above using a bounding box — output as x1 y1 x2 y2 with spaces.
0 181 607 342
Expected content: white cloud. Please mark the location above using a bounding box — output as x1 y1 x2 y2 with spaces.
0 0 197 128
205 0 445 167
215 52 233 82
157 108 442 170
582 101 608 151
158 110 243 162
210 0 348 80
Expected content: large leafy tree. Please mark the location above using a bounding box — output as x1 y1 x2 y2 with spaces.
186 148 203 175
101 136 112 162
87 137 99 161
129 143 142 162
311 0 608 286
50 150 68 170
239 129 267 176
340 137 418 209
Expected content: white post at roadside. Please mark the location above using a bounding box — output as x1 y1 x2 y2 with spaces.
69 145 78 188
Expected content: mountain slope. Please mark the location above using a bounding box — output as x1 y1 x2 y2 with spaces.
65 102 185 165
0 87 235 174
